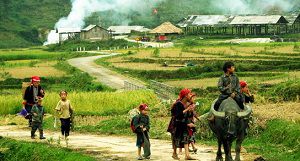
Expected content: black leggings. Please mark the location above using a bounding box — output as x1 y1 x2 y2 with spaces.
25 105 33 126
60 118 71 137
31 121 43 137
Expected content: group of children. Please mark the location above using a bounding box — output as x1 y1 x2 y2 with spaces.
21 60 254 160
22 76 74 140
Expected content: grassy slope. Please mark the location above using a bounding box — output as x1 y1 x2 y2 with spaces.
0 137 96 161
245 120 300 161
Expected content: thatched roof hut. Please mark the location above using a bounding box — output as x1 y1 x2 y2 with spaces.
150 22 182 34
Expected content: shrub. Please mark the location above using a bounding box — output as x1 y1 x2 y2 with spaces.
183 39 199 47
268 80 300 101
152 48 160 58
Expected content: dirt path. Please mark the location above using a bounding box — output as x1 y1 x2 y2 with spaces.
68 53 145 90
0 125 257 161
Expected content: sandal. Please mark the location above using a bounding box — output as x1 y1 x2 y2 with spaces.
185 156 197 160
193 148 198 153
172 154 180 160
137 156 143 160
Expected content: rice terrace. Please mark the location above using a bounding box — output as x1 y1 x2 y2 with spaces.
0 0 300 161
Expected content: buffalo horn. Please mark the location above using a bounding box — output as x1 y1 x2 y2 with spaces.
237 105 252 117
211 100 225 118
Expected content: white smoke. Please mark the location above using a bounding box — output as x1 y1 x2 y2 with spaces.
212 0 296 14
44 0 164 45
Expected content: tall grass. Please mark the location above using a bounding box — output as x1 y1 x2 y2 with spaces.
0 49 63 61
0 49 100 61
0 90 160 116
262 80 300 101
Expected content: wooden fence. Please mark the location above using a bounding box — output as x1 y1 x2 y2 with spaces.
149 80 176 100
124 80 145 91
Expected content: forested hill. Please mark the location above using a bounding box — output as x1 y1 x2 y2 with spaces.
0 0 71 48
0 0 299 48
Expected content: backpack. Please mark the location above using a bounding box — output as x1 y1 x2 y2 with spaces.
167 116 176 133
167 100 181 133
130 115 141 133
128 108 140 133
22 82 31 98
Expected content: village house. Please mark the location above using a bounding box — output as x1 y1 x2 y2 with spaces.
178 14 298 35
56 27 81 43
285 14 300 33
229 15 289 35
178 15 234 35
80 25 112 41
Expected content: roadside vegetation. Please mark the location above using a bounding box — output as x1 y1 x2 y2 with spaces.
0 137 96 161
47 39 137 52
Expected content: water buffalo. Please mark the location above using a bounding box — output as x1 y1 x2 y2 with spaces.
209 97 252 161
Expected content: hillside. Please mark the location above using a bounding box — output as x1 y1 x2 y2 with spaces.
0 0 71 48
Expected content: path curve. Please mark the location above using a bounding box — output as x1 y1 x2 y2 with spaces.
68 52 145 90
0 125 256 161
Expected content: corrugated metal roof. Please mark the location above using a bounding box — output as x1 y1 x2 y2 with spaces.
178 14 296 27
107 26 150 35
192 15 231 26
150 22 182 34
81 25 108 32
284 14 300 24
230 15 289 25
56 28 81 34
178 15 234 27
82 25 97 31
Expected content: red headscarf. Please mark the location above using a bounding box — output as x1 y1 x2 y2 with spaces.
139 104 149 111
31 76 40 83
179 88 191 100
240 81 247 88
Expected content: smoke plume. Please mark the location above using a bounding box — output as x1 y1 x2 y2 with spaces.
212 0 297 14
45 0 164 45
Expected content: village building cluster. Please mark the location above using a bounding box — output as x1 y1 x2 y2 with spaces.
55 13 300 43
178 14 300 35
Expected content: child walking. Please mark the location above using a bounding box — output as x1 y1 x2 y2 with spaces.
55 90 74 140
31 98 46 139
179 94 198 156
187 95 198 154
133 104 151 160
